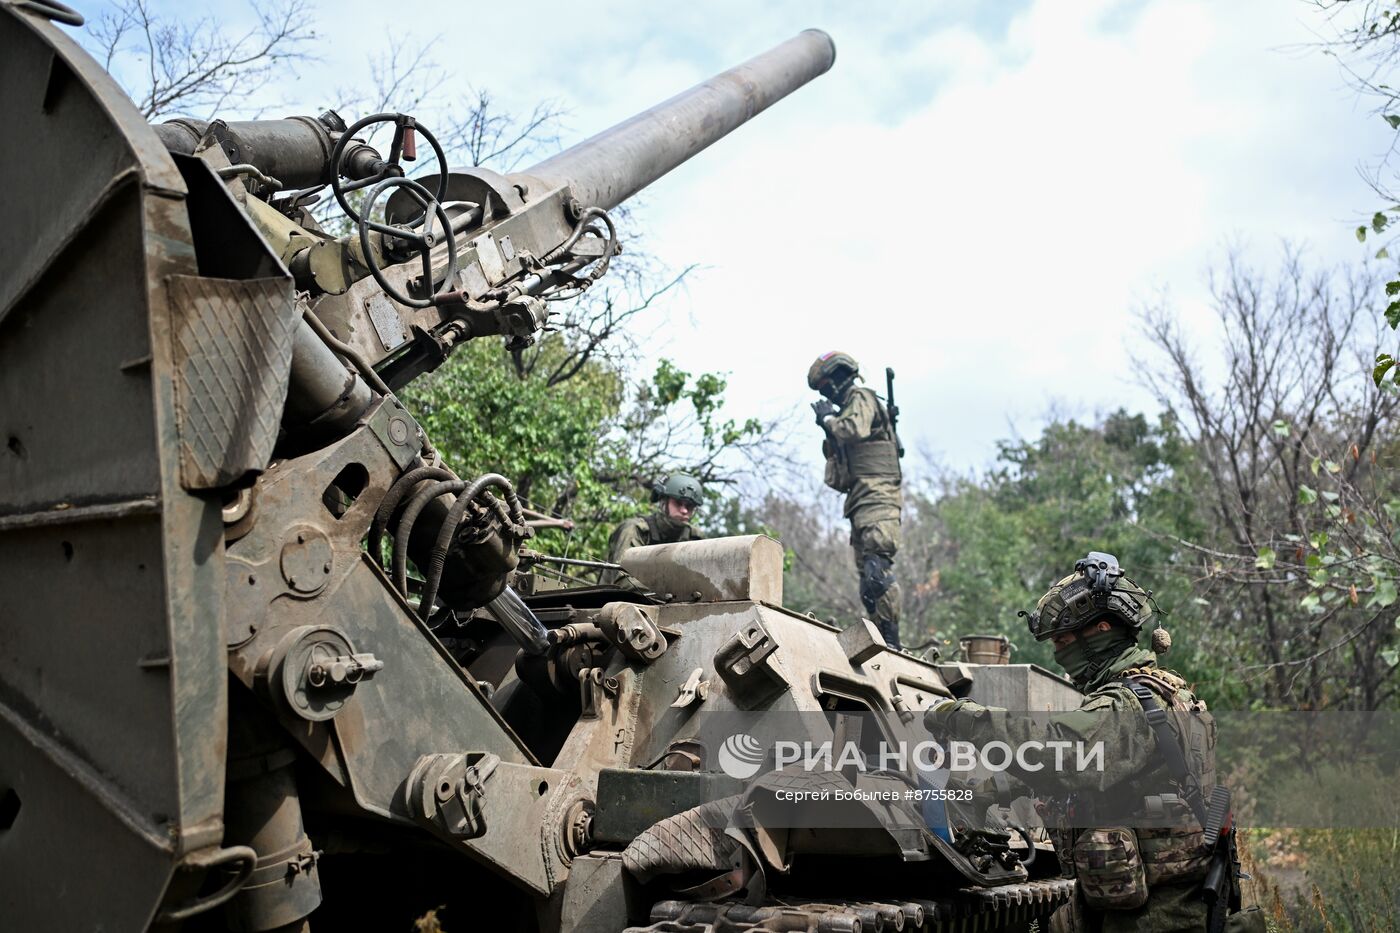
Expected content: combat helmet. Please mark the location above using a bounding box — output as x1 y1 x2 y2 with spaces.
651 472 704 507
1025 552 1152 641
807 351 860 392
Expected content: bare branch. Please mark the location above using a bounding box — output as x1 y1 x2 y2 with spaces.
84 0 318 121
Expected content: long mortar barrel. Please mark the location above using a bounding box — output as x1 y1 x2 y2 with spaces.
523 29 836 210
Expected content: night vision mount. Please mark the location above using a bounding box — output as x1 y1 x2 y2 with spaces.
1074 551 1123 601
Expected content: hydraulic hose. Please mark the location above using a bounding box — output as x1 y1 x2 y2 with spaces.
370 466 457 565
392 479 465 595
418 473 523 616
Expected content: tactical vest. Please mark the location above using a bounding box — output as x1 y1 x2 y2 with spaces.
831 391 902 489
1118 666 1217 806
1051 665 1216 906
642 512 701 545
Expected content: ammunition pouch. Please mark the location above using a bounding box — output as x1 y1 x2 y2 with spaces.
822 438 850 493
1071 827 1148 910
1138 824 1211 886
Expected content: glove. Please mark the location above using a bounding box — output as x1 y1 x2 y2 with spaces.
811 399 837 425
924 698 967 736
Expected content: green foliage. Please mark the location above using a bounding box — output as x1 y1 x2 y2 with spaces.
1285 827 1400 932
403 338 621 556
626 361 764 453
905 410 1229 683
401 337 764 562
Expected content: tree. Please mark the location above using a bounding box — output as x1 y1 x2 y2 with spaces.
87 0 316 120
751 410 1198 668
403 344 777 562
911 410 1202 672
1309 2 1400 380
1137 248 1400 708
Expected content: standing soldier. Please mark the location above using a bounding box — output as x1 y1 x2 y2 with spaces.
927 553 1262 933
808 351 904 649
601 472 705 591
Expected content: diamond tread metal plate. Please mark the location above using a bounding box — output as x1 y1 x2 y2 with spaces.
167 274 297 489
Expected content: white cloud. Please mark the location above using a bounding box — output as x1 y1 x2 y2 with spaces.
115 0 1395 474
625 0 1391 472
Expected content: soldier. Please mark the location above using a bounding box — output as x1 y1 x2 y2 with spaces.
601 472 706 591
926 553 1262 933
808 351 904 649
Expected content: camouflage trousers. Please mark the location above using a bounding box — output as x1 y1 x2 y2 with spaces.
849 513 902 649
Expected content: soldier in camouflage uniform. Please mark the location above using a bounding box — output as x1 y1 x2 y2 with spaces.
808 351 904 649
601 472 705 592
928 553 1262 933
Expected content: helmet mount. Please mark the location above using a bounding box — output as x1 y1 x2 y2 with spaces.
1026 551 1152 642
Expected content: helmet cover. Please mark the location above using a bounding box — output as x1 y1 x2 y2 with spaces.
1025 552 1152 641
807 351 860 391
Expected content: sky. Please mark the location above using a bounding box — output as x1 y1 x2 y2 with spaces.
85 0 1395 474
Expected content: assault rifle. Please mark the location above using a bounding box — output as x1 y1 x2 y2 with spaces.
886 366 905 458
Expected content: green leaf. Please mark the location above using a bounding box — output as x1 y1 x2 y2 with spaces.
1357 226 1369 243
1371 577 1399 609
1310 457 1321 476
1325 460 1342 474
1375 212 1390 233
1376 354 1398 386
1386 301 1400 329
1271 419 1290 437
1387 281 1400 297
1381 648 1399 669
1378 247 1391 260
1310 531 1329 550
1254 547 1276 570
1298 484 1318 505
1300 592 1323 614
1386 114 1400 129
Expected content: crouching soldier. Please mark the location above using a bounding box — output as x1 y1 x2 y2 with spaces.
601 472 705 591
927 553 1264 933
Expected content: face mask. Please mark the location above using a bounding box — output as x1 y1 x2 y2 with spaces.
1055 626 1135 683
1054 637 1096 683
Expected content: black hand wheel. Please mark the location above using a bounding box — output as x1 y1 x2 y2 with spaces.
329 112 449 224
359 176 459 309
